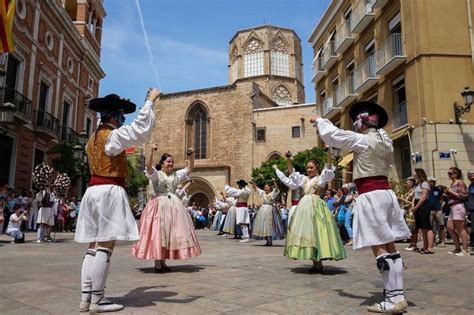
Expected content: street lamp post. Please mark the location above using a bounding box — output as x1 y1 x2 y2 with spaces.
454 87 474 124
0 102 15 134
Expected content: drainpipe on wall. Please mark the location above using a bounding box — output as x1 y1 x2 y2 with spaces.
467 0 474 68
430 123 439 178
407 126 415 174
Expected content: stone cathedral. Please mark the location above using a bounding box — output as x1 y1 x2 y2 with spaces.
151 25 319 207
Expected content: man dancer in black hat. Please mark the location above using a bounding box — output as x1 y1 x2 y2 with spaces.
225 180 251 243
312 101 411 313
75 89 161 313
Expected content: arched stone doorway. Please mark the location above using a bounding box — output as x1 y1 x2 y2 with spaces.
188 177 216 209
190 193 209 209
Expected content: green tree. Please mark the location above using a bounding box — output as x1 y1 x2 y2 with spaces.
251 157 288 201
125 159 148 198
47 142 83 184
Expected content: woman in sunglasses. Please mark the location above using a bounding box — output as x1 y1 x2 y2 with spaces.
445 167 469 256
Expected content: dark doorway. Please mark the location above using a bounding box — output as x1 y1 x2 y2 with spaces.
0 135 13 186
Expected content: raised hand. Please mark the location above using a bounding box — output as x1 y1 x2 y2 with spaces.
147 88 161 102
284 151 292 159
272 164 278 170
187 148 194 156
152 143 158 151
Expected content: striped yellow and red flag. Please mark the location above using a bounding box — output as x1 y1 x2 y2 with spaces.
0 0 16 53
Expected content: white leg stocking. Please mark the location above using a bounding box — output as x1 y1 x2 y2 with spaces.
91 247 112 304
80 249 96 302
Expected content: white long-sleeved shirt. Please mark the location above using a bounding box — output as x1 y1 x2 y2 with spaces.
275 167 334 189
105 100 156 157
315 118 369 153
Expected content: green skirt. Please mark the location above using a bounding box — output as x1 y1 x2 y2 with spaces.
284 195 346 261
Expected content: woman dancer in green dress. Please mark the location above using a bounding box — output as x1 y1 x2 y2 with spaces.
275 148 346 272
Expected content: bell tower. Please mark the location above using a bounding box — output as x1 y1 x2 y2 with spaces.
228 25 305 105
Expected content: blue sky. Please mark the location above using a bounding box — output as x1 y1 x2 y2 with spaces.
100 0 331 120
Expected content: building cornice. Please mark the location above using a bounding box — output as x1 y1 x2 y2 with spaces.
159 84 237 99
308 0 343 46
229 24 301 43
253 102 316 113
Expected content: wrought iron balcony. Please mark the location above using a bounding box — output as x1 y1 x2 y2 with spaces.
335 20 355 54
0 87 32 123
322 40 337 70
354 55 378 93
376 33 406 76
60 125 79 142
34 110 60 139
311 56 326 83
351 0 376 34
335 77 358 108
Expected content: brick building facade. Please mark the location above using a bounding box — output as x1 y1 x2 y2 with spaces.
0 0 105 193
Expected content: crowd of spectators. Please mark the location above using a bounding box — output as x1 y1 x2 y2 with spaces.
0 184 81 244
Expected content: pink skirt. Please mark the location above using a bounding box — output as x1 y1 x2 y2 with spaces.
132 194 202 260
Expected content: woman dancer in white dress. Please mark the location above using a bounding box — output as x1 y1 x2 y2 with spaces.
251 180 284 246
221 194 238 237
275 149 346 272
225 180 251 243
132 147 202 272
274 151 304 225
212 194 228 232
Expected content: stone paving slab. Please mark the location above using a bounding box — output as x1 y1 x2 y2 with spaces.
0 231 472 314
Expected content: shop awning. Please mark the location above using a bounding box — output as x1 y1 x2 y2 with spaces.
390 127 408 141
338 152 354 167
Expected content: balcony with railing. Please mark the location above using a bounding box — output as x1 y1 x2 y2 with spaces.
372 0 388 10
335 77 358 108
34 110 60 139
354 55 378 93
376 33 406 76
322 40 337 70
311 56 326 83
60 125 79 142
392 100 408 129
335 20 355 54
322 96 341 119
0 87 32 124
351 0 376 34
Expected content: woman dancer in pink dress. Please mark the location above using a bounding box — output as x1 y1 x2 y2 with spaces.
133 144 201 272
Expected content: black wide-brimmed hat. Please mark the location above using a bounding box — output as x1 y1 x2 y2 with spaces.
349 101 388 129
237 179 248 187
88 94 136 114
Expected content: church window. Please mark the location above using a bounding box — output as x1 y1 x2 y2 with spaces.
271 38 289 76
292 126 300 138
256 128 266 142
272 85 292 106
193 108 207 159
244 38 264 77
186 103 209 160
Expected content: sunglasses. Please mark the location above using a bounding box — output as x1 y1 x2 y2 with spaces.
447 172 453 175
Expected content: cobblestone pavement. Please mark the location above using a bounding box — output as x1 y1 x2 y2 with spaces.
0 231 472 314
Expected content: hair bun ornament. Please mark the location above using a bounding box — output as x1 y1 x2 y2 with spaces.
33 163 54 189
53 173 71 194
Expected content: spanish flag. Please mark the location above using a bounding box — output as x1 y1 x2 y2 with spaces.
0 0 15 53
